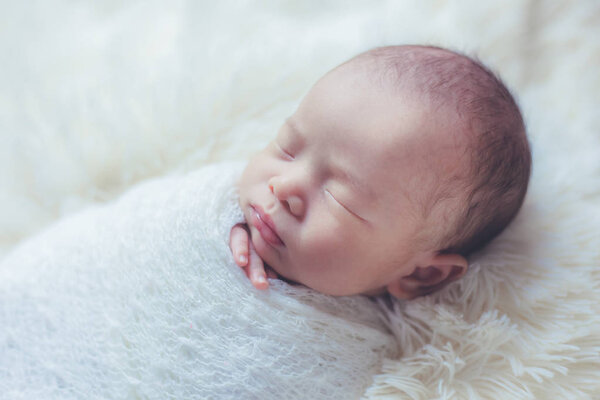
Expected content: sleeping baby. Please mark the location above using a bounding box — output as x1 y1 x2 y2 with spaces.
230 44 531 298
0 44 531 399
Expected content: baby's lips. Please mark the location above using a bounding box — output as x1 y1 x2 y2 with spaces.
250 205 284 247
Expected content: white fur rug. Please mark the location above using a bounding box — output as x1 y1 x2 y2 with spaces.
1 1 599 398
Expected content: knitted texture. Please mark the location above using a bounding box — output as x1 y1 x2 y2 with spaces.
0 162 396 399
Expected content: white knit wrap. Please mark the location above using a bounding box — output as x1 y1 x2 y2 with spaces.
0 162 396 399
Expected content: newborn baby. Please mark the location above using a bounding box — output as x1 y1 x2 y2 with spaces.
0 44 531 399
230 45 531 298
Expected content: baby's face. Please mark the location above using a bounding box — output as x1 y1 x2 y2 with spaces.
238 65 463 296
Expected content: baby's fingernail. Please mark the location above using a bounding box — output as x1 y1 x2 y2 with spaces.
239 255 247 264
255 276 268 290
254 276 267 288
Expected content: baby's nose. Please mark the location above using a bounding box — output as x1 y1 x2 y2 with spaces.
268 177 305 218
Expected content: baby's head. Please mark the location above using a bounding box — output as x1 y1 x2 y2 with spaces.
238 45 531 298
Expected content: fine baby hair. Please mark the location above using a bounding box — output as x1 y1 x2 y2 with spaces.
346 45 532 257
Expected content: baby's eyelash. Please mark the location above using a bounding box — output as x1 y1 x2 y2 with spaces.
276 143 294 160
325 189 351 214
325 189 367 222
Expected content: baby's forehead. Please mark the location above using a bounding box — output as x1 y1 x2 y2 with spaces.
297 58 474 188
356 112 471 202
353 99 469 166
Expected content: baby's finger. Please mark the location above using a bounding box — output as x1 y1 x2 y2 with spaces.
229 224 249 266
248 240 268 290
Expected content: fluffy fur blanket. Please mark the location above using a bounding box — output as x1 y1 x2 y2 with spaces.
0 162 395 399
1 1 599 399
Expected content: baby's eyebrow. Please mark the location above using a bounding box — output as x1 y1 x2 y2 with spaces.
329 159 376 203
286 117 375 202
283 118 308 149
333 164 376 203
285 118 303 138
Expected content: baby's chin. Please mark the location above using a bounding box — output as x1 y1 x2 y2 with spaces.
269 265 302 287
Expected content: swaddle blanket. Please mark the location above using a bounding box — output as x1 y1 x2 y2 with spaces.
0 162 396 400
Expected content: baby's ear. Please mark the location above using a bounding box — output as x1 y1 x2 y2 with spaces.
386 254 468 300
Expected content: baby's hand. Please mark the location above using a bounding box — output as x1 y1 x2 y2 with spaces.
229 223 278 290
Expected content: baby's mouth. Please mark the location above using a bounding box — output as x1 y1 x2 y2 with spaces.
249 205 284 247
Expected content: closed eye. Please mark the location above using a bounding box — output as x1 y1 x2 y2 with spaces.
276 143 294 160
325 189 366 222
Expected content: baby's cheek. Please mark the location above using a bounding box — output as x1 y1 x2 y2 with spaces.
299 223 351 258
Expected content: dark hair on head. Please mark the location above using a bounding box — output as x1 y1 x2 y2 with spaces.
348 45 532 257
